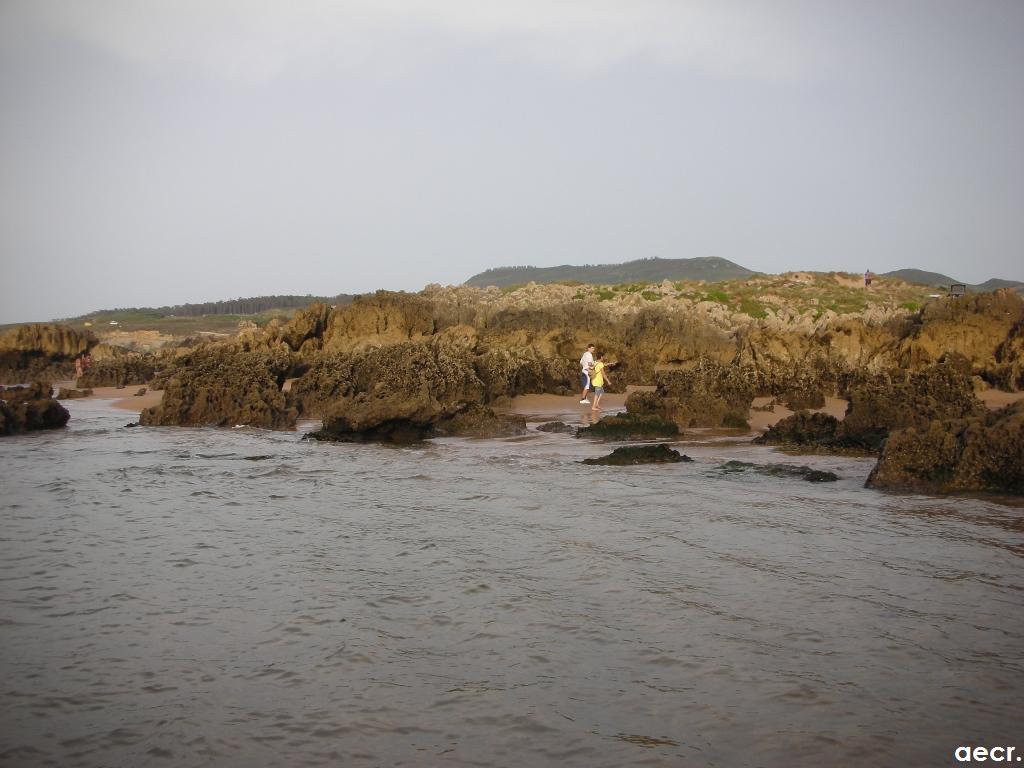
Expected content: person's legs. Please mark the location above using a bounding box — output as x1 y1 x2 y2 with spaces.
592 386 603 411
580 372 590 403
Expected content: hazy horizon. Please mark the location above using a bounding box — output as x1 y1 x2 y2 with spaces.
2 1 1022 323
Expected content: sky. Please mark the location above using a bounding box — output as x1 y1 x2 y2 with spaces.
1 1 1022 322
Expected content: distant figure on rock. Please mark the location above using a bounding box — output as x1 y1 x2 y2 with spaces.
591 352 611 412
74 356 83 380
579 343 595 404
864 269 872 289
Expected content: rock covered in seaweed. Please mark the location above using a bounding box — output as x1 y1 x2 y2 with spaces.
625 358 754 429
582 444 690 465
865 400 1024 495
140 347 295 429
756 363 984 454
0 324 96 382
304 338 492 442
754 411 843 451
718 460 838 482
0 382 70 435
577 412 679 440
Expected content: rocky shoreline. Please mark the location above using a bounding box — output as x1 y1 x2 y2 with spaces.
3 282 1023 495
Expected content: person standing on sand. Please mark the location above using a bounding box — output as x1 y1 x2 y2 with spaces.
591 352 610 412
579 343 596 404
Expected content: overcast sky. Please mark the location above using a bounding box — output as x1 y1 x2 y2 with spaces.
1 1 1022 322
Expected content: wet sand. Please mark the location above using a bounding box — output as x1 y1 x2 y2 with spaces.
504 391 851 433
979 388 1024 410
748 396 849 432
58 381 164 414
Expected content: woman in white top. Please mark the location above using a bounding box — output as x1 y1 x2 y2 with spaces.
579 344 596 404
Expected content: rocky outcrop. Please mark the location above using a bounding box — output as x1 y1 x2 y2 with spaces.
140 347 294 429
625 359 755 428
474 348 577 399
77 354 157 387
321 291 437 353
897 290 1024 379
0 324 96 383
433 405 528 438
866 401 1024 495
838 364 983 451
272 302 332 355
754 412 843 451
304 339 488 442
582 444 689 465
757 364 983 454
577 413 679 440
0 382 70 435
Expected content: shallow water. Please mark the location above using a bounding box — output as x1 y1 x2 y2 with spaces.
1 399 1021 767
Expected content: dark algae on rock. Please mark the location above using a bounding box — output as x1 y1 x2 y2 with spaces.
718 460 839 483
582 444 691 465
577 413 679 440
866 400 1024 495
0 382 70 436
140 347 295 429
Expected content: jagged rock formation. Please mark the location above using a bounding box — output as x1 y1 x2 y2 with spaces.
625 359 755 428
0 324 96 383
78 352 157 387
0 382 70 435
304 339 490 442
140 347 294 429
53 283 1020 453
866 401 1024 495
897 291 1024 377
756 364 984 453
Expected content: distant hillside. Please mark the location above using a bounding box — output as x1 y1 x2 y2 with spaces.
465 257 755 288
882 269 1024 293
67 294 354 320
881 269 959 288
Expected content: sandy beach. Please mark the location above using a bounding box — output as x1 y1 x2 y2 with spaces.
57 382 164 414
65 380 1024 428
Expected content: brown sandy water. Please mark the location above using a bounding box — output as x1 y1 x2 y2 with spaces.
1 398 1022 767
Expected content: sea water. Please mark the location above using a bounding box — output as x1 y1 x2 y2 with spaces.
1 398 1021 767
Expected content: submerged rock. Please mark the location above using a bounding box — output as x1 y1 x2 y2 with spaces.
140 347 295 429
537 421 576 434
719 460 838 482
577 412 679 440
582 444 690 465
0 382 70 435
434 405 528 438
57 387 93 399
866 400 1024 495
754 411 843 450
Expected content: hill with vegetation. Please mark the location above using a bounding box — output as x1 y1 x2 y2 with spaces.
0 294 357 339
881 269 1023 293
465 257 755 288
